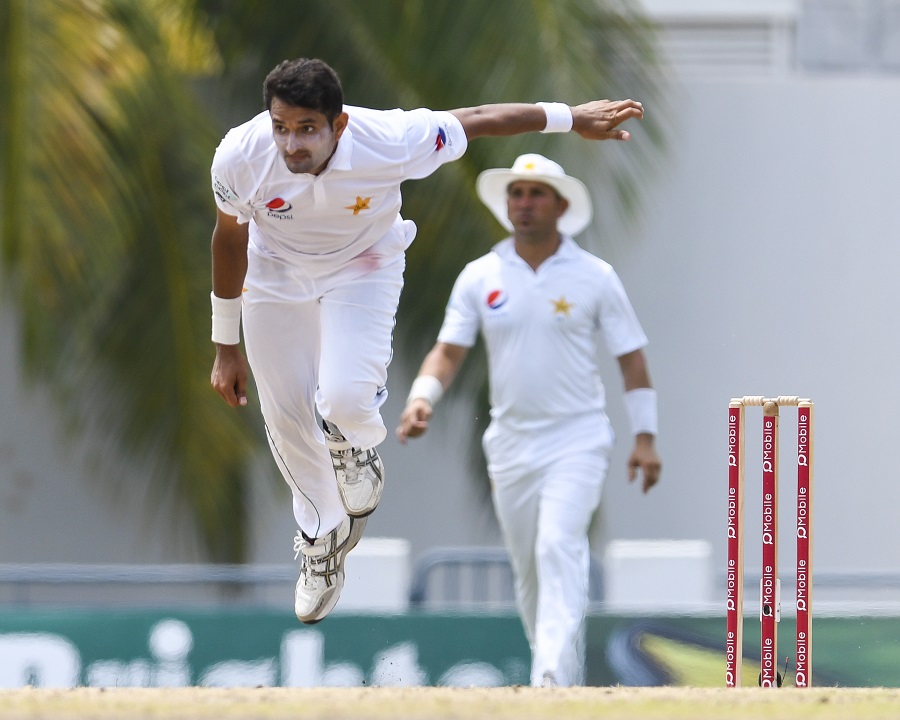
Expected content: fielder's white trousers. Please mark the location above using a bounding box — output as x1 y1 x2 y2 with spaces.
484 413 612 687
242 246 404 540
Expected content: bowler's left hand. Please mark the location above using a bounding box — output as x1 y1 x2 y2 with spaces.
572 99 644 141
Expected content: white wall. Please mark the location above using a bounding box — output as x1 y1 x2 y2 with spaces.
600 73 900 578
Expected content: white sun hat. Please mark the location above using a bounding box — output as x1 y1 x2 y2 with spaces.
476 153 593 236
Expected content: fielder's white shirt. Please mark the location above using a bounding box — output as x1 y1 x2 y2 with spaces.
211 105 468 275
438 237 648 433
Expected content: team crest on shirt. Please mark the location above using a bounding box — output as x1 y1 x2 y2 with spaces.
434 127 447 151
345 196 372 215
486 289 508 310
551 296 574 317
265 197 293 219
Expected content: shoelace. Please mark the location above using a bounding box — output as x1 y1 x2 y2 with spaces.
335 449 362 485
293 527 346 586
331 447 380 487
324 423 380 489
292 530 307 561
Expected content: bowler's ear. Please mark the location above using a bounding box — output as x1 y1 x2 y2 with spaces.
558 197 570 218
333 112 349 140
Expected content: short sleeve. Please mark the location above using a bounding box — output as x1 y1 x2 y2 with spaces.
211 136 254 224
436 264 481 348
597 267 648 357
401 109 468 180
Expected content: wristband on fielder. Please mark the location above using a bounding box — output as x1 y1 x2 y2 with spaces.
623 387 658 436
407 375 444 407
536 102 573 133
210 292 242 345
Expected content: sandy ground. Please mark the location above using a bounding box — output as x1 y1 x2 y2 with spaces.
2 687 900 720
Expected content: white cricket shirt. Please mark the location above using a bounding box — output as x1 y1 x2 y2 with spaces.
438 237 648 432
211 105 467 274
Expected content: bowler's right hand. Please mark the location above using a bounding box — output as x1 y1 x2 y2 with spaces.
211 343 248 407
396 399 433 443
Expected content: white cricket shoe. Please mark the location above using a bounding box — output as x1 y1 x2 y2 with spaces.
323 421 384 517
293 514 366 625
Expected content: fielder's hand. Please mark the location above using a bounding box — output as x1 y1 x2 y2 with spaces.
628 433 661 493
396 399 433 444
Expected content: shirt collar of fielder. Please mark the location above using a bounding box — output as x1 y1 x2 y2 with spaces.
492 234 580 264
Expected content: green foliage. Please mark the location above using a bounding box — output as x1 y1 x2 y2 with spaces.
0 0 667 560
0 0 257 561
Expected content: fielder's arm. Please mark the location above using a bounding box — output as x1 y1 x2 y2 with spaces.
396 342 469 443
617 348 661 493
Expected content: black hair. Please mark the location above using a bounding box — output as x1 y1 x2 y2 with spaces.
263 58 344 121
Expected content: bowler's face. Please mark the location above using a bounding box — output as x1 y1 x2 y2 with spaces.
269 98 348 175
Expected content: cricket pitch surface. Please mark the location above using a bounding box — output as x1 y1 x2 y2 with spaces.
2 686 900 720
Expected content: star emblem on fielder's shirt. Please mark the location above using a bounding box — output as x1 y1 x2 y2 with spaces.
345 196 372 215
551 296 574 316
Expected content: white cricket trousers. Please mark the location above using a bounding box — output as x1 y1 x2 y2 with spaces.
485 414 612 687
242 248 404 540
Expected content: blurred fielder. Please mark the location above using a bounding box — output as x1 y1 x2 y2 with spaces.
397 153 661 686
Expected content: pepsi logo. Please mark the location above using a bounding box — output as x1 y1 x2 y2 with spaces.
486 289 507 309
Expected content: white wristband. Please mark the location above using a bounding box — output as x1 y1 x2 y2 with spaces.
407 375 444 407
623 388 658 436
211 292 242 345
536 101 573 133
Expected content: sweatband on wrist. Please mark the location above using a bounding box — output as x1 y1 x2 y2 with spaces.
211 292 242 345
536 102 574 133
407 375 444 407
623 388 658 436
